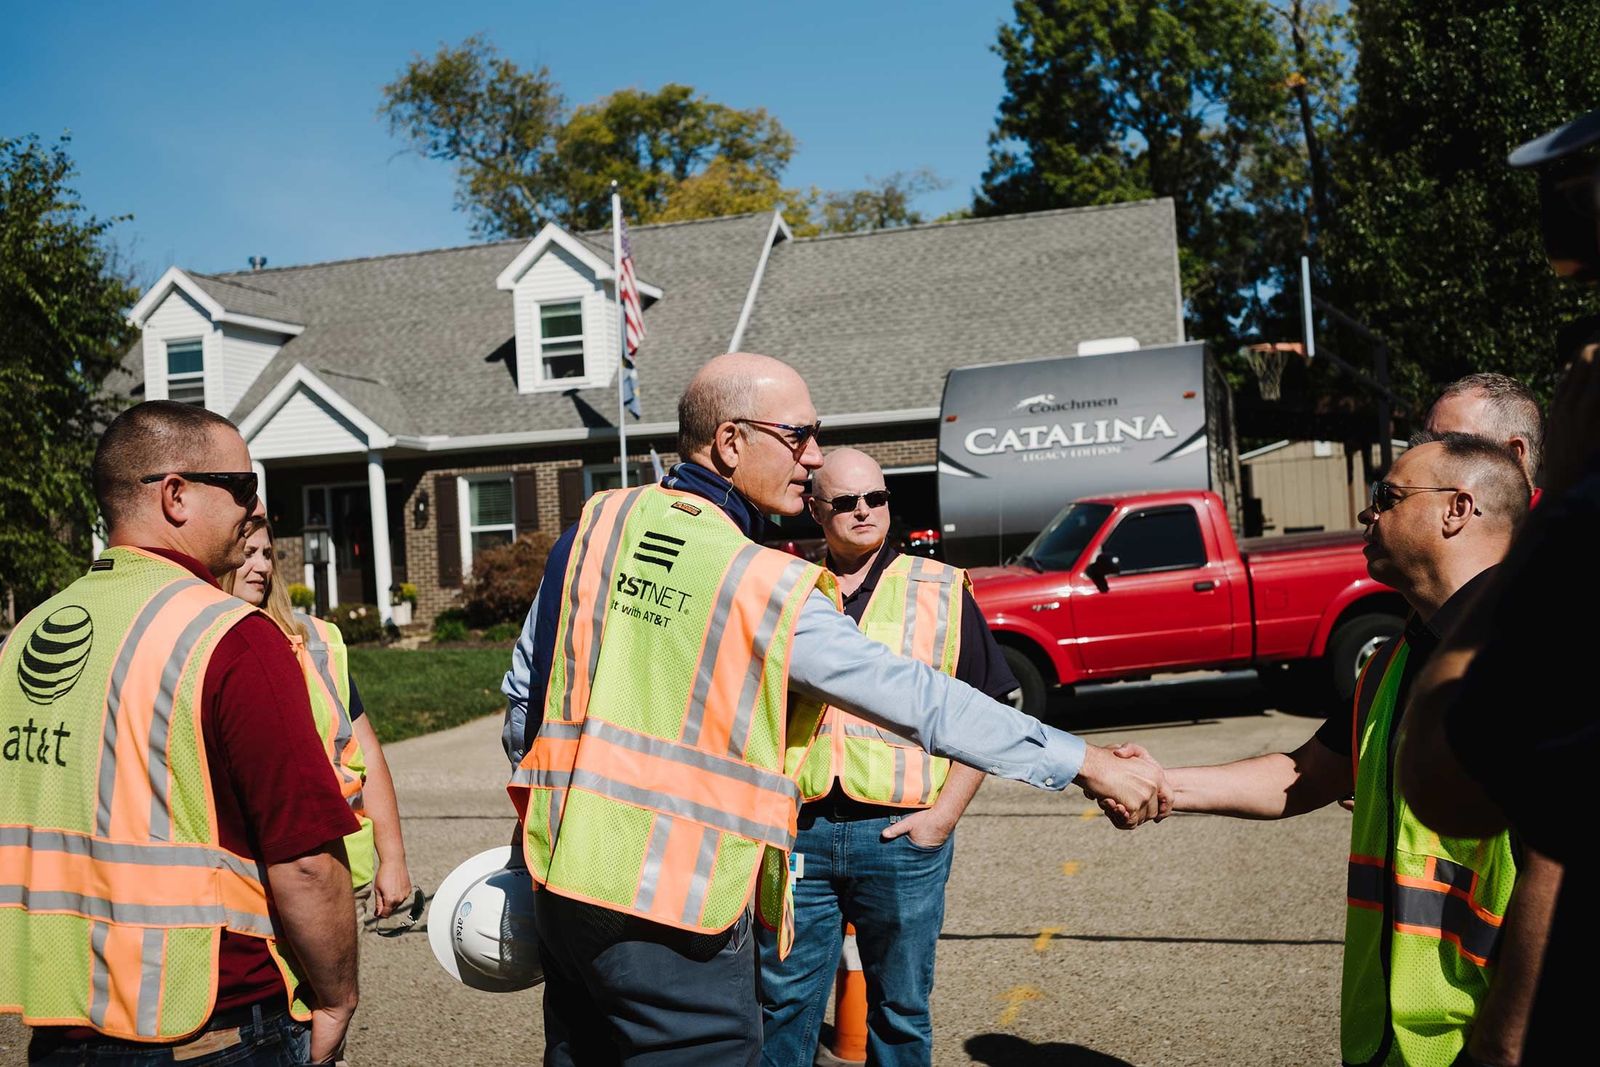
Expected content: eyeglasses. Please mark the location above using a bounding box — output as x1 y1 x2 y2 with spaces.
140 471 260 507
734 418 823 455
1368 481 1481 516
822 490 891 512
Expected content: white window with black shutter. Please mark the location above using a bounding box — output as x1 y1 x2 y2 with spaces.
451 470 541 580
165 338 206 406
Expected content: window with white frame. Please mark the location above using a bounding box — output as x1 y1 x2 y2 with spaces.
539 301 585 381
166 339 205 405
463 476 515 569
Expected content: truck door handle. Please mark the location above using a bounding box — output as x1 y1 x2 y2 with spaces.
1192 580 1216 592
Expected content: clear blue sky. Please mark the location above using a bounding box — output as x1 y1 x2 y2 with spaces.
1 0 1017 284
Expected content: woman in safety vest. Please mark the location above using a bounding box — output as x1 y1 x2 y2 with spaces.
223 517 416 922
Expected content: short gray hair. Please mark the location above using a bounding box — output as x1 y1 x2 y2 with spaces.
1431 373 1544 479
677 373 757 457
1406 430 1531 531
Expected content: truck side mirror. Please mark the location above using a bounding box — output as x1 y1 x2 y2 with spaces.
1085 553 1120 592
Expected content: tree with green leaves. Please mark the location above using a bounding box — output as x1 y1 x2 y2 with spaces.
0 135 137 616
975 0 1349 347
380 37 942 239
1326 0 1600 404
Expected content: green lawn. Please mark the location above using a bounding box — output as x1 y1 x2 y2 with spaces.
347 645 514 744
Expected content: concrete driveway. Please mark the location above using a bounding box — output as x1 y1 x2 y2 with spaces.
2 673 1350 1065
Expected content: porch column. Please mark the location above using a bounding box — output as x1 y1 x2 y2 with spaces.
367 451 394 624
251 460 267 512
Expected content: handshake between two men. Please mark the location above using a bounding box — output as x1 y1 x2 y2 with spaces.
1073 742 1173 829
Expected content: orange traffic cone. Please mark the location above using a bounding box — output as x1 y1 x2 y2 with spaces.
816 923 867 1066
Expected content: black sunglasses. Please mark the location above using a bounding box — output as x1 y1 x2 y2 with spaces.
734 418 823 454
1368 481 1481 516
822 490 891 512
141 471 260 507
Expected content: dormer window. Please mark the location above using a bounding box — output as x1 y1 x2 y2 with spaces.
166 339 206 405
539 302 586 381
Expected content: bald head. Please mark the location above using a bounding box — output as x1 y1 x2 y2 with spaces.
814 448 884 500
678 353 808 457
1409 432 1531 533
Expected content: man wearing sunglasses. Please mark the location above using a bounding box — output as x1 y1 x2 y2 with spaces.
501 353 1167 1065
1102 433 1531 1067
758 448 1020 1066
2 401 362 1065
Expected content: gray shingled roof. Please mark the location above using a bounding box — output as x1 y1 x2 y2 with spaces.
134 200 1180 442
743 200 1183 414
187 273 305 325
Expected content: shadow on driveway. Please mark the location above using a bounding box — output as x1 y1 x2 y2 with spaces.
965 1032 1136 1066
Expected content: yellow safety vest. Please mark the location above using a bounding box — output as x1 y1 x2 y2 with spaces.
795 553 965 807
1341 637 1517 1067
291 613 374 888
508 485 837 958
0 548 308 1041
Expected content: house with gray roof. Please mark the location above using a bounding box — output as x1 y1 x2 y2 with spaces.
121 198 1183 626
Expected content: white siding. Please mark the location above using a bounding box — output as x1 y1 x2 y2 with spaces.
511 244 616 394
248 386 368 459
141 289 214 404
215 324 283 416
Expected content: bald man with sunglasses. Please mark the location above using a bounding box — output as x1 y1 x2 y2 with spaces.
1105 432 1531 1066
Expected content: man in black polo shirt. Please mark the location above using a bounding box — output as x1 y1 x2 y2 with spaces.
757 448 1017 1067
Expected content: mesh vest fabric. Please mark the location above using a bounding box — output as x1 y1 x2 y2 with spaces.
794 554 965 806
1341 638 1518 1067
0 548 305 1041
508 486 837 959
291 613 374 889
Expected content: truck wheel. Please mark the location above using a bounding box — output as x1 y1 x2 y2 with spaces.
1327 614 1405 704
1001 645 1049 719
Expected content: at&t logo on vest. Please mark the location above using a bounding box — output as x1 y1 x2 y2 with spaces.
17 605 93 704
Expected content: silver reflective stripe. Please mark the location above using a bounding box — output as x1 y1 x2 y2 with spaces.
294 613 358 786
509 768 573 789
585 718 798 797
538 721 584 741
900 562 921 658
893 748 907 803
1347 861 1384 904
149 598 241 841
726 558 812 759
843 722 912 746
931 569 953 669
632 813 676 913
99 580 203 836
682 543 763 747
681 828 721 926
0 886 273 937
90 921 111 1028
567 769 793 849
136 927 163 1035
0 826 265 884
920 752 933 804
1432 858 1476 893
1392 884 1501 962
548 790 564 846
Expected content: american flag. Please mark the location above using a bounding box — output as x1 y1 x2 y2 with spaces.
618 219 645 358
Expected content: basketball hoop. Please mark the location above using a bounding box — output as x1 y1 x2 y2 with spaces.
1243 342 1306 401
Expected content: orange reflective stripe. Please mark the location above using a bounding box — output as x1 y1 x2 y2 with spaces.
632 815 707 925
102 582 224 843
681 543 764 749
561 489 648 723
90 921 144 1035
724 556 814 760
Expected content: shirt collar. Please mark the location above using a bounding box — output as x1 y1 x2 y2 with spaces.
132 546 221 587
1405 564 1498 650
828 542 898 603
661 461 769 540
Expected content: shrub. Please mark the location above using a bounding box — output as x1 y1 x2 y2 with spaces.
432 607 469 643
432 617 469 643
483 621 521 643
462 531 557 627
288 583 315 610
325 602 383 644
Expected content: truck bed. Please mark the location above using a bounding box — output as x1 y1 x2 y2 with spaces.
1239 528 1366 558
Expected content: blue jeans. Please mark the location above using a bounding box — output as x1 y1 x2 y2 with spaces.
756 805 955 1067
29 1004 311 1065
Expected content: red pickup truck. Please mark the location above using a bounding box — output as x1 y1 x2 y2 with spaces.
971 489 1406 716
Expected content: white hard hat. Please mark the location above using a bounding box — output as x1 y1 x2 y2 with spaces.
428 846 543 992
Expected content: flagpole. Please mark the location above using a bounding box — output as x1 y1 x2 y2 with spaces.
611 182 629 489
